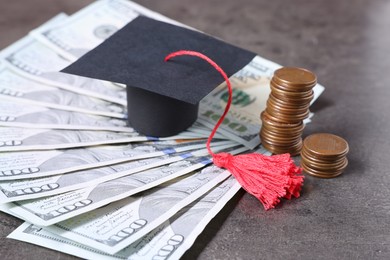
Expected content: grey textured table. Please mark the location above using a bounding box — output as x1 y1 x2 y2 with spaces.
0 0 389 259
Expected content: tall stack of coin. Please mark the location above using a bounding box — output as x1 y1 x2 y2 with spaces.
260 67 317 155
301 133 349 178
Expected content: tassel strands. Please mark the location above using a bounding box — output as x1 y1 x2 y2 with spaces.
165 50 304 210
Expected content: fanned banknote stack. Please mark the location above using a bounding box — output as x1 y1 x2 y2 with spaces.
0 0 324 259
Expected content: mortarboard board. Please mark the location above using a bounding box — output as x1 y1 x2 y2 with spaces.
62 16 256 137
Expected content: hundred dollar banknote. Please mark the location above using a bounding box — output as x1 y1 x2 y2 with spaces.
45 165 232 254
185 121 228 140
30 0 184 61
0 203 18 217
0 139 234 180
5 145 246 225
0 127 145 151
0 143 240 203
181 121 227 139
0 99 132 132
0 126 212 152
0 154 182 202
7 177 241 260
0 61 126 119
0 22 126 105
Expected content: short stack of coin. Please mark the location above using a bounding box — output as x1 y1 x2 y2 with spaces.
260 67 317 155
301 133 349 178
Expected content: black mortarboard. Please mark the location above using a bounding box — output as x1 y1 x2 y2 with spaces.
62 16 255 137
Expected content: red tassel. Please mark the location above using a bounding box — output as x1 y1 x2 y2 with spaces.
213 152 303 210
165 50 304 210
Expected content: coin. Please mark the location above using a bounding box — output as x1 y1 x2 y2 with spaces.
269 93 311 109
262 137 303 155
266 107 310 123
261 136 301 147
264 108 300 123
261 124 303 138
271 80 315 94
301 155 348 171
267 98 310 115
301 148 345 164
273 67 317 88
300 133 349 178
260 129 301 143
260 111 303 128
272 80 315 92
303 133 349 158
260 67 318 156
301 159 347 178
271 93 314 106
270 84 314 101
262 122 305 135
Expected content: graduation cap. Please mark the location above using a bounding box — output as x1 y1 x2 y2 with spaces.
62 16 256 137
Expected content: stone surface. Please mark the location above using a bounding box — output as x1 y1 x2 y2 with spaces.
0 0 389 259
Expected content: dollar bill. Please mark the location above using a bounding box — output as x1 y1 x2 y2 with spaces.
0 143 240 203
0 99 132 132
0 203 22 219
0 127 142 151
185 122 227 140
7 177 241 260
0 139 233 180
0 61 126 119
0 126 209 152
30 0 186 61
5 145 247 225
45 165 231 254
0 29 126 105
119 176 241 260
0 153 188 203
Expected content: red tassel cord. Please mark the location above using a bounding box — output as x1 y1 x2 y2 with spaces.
165 50 304 210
